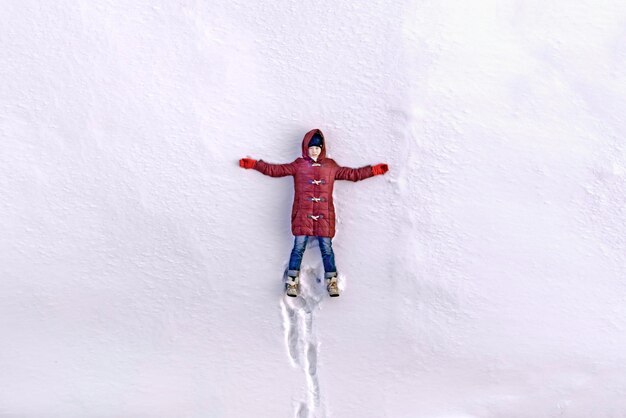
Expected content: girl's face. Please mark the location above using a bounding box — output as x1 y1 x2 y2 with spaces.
308 146 322 160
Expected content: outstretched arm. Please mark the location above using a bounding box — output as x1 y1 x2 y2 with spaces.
335 163 388 182
239 158 296 177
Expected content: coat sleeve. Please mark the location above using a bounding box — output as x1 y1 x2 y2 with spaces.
253 159 297 177
334 164 374 182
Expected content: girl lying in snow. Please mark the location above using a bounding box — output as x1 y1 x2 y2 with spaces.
239 129 388 298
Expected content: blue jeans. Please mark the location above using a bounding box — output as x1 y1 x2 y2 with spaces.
287 235 337 279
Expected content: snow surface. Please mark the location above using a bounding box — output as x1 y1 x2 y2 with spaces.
1 0 626 416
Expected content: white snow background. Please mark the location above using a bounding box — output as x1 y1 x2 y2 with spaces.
1 0 626 417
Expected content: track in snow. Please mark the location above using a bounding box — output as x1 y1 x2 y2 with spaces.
280 266 332 418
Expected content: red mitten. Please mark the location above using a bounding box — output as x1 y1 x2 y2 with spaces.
239 158 257 169
372 163 389 176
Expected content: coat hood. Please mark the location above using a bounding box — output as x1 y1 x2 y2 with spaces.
301 129 327 161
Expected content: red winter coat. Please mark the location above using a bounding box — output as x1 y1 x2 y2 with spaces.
253 129 375 238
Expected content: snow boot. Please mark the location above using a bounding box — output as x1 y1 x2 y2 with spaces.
325 275 340 297
285 275 300 297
